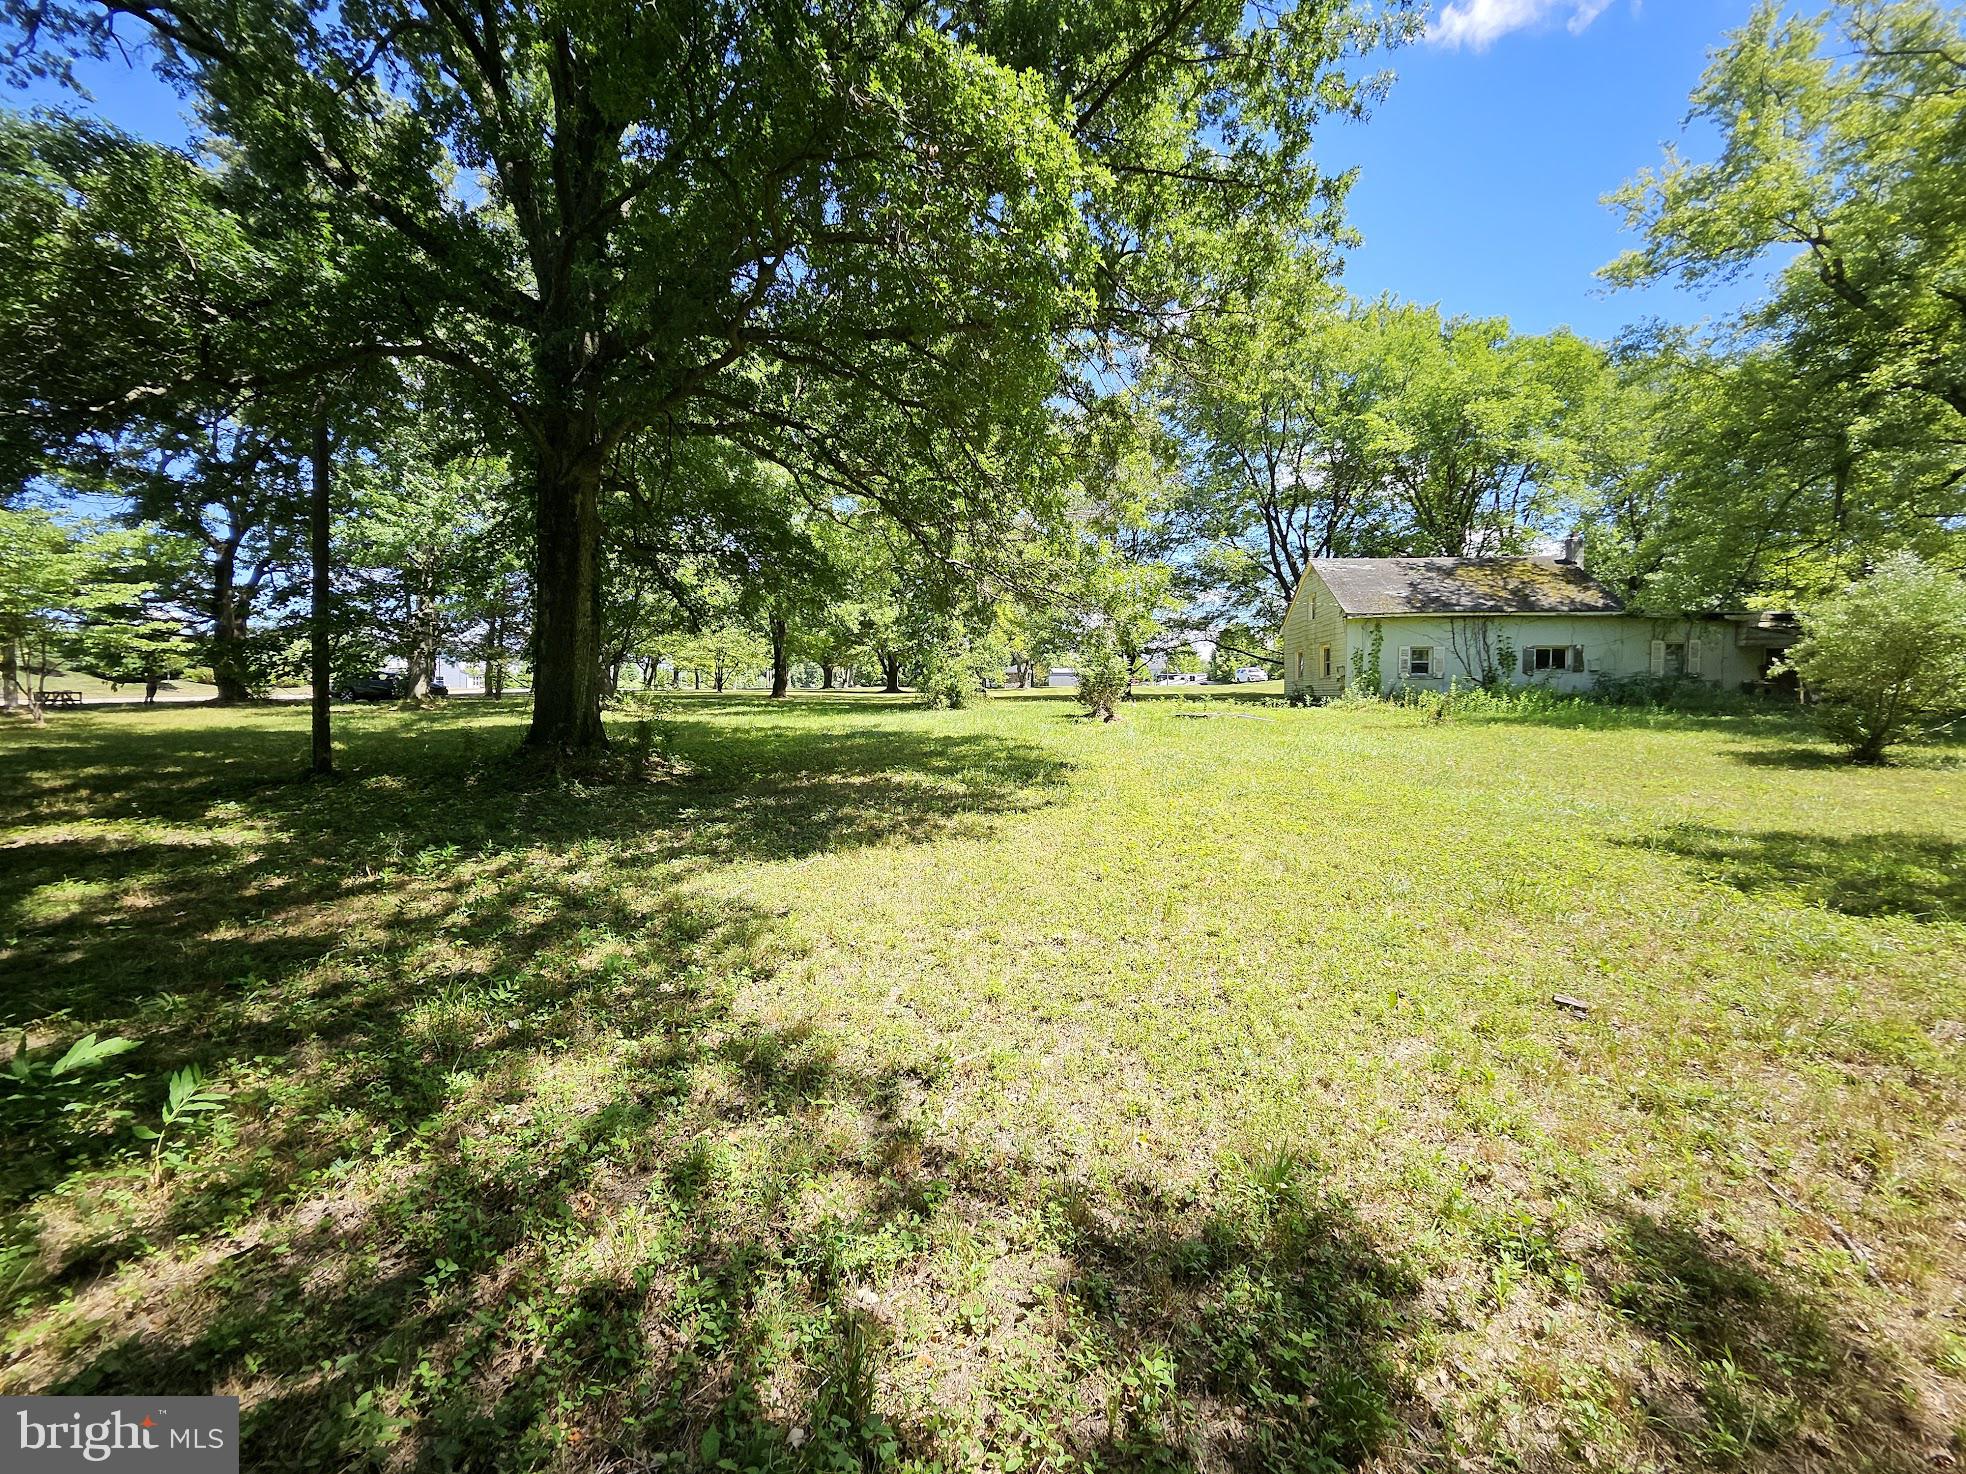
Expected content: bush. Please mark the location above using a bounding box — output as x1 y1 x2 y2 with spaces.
602 689 672 717
1590 673 1747 711
1783 553 1966 762
915 647 982 709
1076 643 1130 721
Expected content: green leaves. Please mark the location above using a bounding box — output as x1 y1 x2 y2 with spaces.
1161 277 1615 638
1783 553 1966 761
6 1029 137 1085
49 1032 138 1079
1600 2 1966 603
162 1064 228 1126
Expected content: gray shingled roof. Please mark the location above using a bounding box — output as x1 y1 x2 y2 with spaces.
1309 557 1625 616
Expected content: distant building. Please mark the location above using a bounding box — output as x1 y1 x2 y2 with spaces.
1046 667 1079 688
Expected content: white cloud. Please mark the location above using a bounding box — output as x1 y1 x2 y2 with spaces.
1428 0 1614 50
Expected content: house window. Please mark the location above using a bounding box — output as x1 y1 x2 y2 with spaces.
1296 652 1305 681
1527 645 1580 673
1320 645 1332 679
1408 645 1434 678
1650 638 1704 678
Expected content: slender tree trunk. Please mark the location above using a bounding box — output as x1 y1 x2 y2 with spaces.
310 415 333 776
485 605 506 697
26 635 47 725
769 616 790 699
525 437 607 753
1 638 19 712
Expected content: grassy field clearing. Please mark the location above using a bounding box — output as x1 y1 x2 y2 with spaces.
1 692 1961 1472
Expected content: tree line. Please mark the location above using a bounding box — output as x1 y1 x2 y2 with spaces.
1 0 1961 756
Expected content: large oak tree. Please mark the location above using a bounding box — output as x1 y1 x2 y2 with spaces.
7 0 1413 752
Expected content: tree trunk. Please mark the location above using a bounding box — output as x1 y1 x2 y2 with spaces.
881 652 902 694
769 616 790 699
484 605 506 697
210 546 252 703
402 595 437 699
525 442 607 753
310 415 333 776
1 638 19 712
26 635 47 725
821 662 834 691
713 659 725 693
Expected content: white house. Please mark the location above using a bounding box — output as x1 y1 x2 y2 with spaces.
1046 666 1080 688
1280 555 1796 700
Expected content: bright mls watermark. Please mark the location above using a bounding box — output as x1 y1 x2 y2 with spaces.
1 1397 238 1472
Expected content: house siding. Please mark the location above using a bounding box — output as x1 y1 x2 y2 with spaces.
1286 597 1771 699
1280 568 1349 700
1350 614 1764 694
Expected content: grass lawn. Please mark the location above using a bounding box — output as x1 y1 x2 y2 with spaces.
2 692 1962 1472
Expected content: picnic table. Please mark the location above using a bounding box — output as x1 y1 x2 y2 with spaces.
42 690 83 708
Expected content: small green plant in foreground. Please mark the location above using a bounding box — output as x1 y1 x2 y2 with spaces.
133 1065 229 1185
5 1031 137 1087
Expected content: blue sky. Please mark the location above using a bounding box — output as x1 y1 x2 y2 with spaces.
8 0 1774 344
1329 0 1770 338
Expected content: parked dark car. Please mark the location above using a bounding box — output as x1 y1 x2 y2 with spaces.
427 676 450 697
336 674 398 702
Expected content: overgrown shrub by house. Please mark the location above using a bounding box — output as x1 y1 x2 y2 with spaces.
1783 554 1966 762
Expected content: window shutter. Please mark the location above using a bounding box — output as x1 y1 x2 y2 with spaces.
1570 644 1584 673
1649 639 1666 676
1397 646 1412 679
1687 638 1704 675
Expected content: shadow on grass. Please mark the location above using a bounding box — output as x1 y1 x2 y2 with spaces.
1597 1211 1921 1468
1049 1165 1421 1468
0 701 1439 1469
1725 741 1966 772
1 703 1951 1470
1631 824 1966 923
1723 745 1852 770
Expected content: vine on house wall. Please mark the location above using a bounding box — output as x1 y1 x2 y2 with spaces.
1351 623 1384 692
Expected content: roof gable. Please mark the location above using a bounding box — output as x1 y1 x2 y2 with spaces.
1308 557 1625 617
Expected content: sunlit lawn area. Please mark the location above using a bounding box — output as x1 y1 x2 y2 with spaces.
2 692 1962 1471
